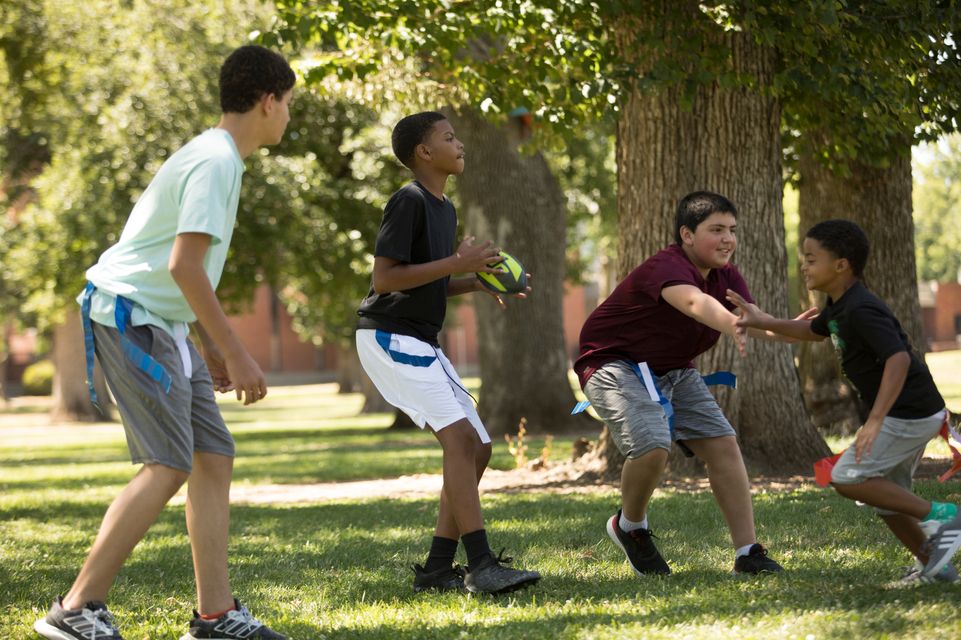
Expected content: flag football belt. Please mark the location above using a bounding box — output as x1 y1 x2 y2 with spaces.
572 361 736 438
813 411 961 487
81 282 173 412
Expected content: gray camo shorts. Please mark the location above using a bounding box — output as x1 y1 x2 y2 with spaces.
583 360 736 459
93 321 235 472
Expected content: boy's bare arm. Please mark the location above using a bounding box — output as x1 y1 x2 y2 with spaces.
447 277 482 296
725 289 824 342
662 284 740 336
854 350 910 462
169 232 266 405
372 236 501 294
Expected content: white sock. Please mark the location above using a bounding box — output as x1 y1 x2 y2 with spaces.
735 543 756 559
619 512 649 532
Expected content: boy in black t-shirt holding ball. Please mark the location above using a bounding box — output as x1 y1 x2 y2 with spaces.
355 111 540 595
728 219 958 584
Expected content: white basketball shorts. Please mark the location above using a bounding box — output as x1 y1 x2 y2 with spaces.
355 329 490 444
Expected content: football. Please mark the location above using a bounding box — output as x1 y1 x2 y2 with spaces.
476 251 528 294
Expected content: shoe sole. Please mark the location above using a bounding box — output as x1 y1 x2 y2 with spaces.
923 526 961 578
34 620 82 640
466 575 540 595
413 584 466 593
606 516 670 577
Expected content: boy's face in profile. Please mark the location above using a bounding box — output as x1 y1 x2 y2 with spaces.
419 119 465 175
682 211 737 271
265 89 294 145
801 236 845 292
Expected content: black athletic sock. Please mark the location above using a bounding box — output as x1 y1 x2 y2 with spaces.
424 536 459 572
462 529 493 571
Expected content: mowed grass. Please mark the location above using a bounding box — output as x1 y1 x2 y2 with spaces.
2 358 961 639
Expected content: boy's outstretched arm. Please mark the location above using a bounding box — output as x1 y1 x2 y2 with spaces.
170 232 267 405
372 236 501 294
661 284 746 355
854 351 910 462
725 289 824 342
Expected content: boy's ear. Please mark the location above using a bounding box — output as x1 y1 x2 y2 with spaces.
679 225 695 245
836 257 850 273
261 92 276 114
414 143 432 163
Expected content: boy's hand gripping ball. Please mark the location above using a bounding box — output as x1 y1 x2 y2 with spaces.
476 251 528 294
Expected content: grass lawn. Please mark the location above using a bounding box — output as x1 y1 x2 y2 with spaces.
4 362 961 639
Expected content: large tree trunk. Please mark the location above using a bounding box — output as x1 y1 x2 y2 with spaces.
338 338 394 414
599 12 829 476
51 313 110 422
797 144 920 434
452 107 589 436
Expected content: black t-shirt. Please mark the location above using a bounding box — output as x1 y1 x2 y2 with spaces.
357 182 456 346
810 281 943 419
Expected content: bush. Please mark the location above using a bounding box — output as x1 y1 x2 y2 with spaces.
22 360 54 396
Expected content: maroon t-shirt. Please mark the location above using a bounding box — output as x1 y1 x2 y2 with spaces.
574 244 754 387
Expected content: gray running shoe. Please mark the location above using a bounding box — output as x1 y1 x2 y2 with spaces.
891 560 959 586
34 597 123 640
464 550 541 594
180 599 285 640
922 513 961 578
412 563 466 592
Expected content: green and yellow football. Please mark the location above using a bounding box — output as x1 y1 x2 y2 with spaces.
476 251 528 294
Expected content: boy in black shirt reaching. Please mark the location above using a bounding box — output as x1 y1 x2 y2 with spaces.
728 219 959 584
356 111 540 594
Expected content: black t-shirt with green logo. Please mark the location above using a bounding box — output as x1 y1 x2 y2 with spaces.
810 281 943 420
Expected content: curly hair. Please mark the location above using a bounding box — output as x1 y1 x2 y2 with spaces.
806 219 870 277
219 45 296 114
391 111 447 169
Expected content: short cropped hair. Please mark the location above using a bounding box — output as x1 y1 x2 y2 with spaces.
219 45 296 114
805 219 870 277
674 191 738 244
392 111 447 169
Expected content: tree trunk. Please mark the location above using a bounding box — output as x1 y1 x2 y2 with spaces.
797 144 920 434
51 313 111 422
337 341 363 393
451 107 590 436
606 15 829 476
0 321 9 404
339 338 394 414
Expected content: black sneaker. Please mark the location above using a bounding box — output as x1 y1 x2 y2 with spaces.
464 550 541 594
412 563 466 592
180 599 285 640
732 543 784 575
606 510 671 576
34 596 123 640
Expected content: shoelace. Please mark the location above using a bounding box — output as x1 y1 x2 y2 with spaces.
87 607 117 640
491 549 514 566
222 605 264 636
626 528 657 542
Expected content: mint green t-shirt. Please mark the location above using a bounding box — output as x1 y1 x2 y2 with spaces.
80 128 245 336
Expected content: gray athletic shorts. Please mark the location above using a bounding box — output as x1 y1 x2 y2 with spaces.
831 409 946 515
93 321 235 472
583 360 736 459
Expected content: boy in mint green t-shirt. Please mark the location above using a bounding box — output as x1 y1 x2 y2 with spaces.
34 46 294 640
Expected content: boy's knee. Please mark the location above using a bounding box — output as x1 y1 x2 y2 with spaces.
145 463 190 493
437 420 480 453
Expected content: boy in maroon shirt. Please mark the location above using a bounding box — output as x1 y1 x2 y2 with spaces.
575 191 787 577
